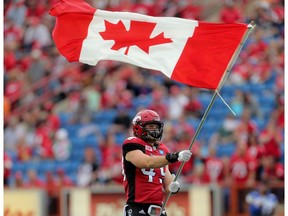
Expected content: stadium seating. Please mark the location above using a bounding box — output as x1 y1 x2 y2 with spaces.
8 79 281 185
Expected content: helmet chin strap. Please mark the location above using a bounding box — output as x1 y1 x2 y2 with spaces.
143 136 156 143
146 129 161 140
145 139 159 148
143 133 159 146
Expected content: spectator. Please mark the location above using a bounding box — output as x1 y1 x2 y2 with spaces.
148 88 168 119
13 171 24 188
4 19 23 53
173 114 195 139
201 146 225 184
76 117 104 146
16 137 33 161
4 152 13 187
243 91 262 119
229 58 252 84
168 123 199 183
259 119 282 160
76 147 100 187
245 134 263 183
69 92 93 125
43 101 61 133
219 0 243 23
54 88 83 116
5 0 27 27
178 0 203 20
34 119 54 159
4 117 20 151
26 0 48 18
98 133 123 184
126 70 153 97
209 113 238 146
53 128 71 161
235 108 258 143
4 74 23 109
82 85 101 112
56 169 74 187
259 154 284 184
160 121 178 151
229 144 250 185
26 49 48 89
186 162 207 185
183 88 203 119
118 89 134 109
24 169 45 188
245 180 278 216
23 16 52 50
4 115 33 154
109 107 131 135
167 85 189 120
230 89 245 116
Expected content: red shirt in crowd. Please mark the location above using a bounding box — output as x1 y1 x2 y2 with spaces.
4 152 12 180
4 50 17 71
47 114 61 132
262 161 284 182
35 123 54 159
56 168 74 187
260 129 282 159
230 153 249 184
179 5 202 20
5 80 22 102
203 156 225 184
245 145 264 172
220 5 243 23
24 176 45 188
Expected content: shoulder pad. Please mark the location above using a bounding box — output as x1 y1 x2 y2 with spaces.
123 136 145 146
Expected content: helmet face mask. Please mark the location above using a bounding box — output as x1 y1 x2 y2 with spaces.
132 110 164 142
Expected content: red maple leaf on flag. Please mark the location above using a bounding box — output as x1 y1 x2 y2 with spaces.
99 20 173 55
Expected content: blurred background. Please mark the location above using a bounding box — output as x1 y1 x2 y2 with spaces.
3 0 284 215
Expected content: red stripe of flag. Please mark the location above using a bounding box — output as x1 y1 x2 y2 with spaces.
50 0 96 62
172 22 247 89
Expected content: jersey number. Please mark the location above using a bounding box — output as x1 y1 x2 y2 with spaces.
141 167 165 183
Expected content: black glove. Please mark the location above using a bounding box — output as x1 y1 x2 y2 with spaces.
165 152 179 163
166 150 192 163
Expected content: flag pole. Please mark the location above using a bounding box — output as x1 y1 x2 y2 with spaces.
161 21 256 212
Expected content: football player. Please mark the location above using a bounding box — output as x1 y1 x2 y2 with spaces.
122 109 192 216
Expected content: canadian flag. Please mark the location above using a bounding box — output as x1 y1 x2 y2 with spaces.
49 0 248 89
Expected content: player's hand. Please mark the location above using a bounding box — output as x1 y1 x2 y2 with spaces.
177 150 192 162
168 174 180 194
165 150 192 163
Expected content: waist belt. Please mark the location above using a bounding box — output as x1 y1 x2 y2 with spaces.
126 203 163 216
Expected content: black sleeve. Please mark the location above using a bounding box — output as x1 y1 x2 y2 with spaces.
122 143 145 156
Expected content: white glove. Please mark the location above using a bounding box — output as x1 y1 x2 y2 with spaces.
168 174 180 194
178 150 192 162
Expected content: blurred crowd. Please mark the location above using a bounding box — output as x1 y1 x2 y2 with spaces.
3 0 284 215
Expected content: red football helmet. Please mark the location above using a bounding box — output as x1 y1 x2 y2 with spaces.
132 109 164 141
